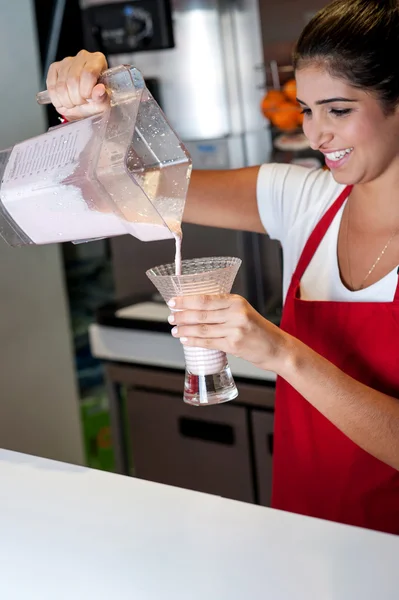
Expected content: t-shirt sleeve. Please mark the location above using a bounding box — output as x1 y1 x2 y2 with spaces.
256 163 340 244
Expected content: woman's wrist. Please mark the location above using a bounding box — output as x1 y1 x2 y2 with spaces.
265 327 302 378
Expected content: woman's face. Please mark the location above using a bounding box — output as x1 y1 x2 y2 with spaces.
296 66 399 185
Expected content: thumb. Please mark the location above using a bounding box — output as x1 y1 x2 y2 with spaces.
91 83 108 104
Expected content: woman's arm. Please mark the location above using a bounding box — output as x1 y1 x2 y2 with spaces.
168 294 399 470
183 168 265 233
278 334 399 470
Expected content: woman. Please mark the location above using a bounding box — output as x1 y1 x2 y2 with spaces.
48 0 399 534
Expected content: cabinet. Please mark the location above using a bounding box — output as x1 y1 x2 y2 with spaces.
104 363 275 506
127 388 254 502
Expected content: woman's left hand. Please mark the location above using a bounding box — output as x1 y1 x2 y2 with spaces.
167 294 286 372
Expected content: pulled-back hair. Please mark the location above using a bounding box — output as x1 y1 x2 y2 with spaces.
293 0 399 114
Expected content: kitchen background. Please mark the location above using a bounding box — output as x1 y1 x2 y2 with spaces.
0 0 329 483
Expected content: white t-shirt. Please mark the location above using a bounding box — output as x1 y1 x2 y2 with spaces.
257 163 398 302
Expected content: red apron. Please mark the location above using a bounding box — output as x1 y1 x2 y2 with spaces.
272 185 399 534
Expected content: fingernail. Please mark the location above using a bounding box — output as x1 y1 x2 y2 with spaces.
168 314 175 324
168 299 176 307
171 327 178 335
180 337 188 343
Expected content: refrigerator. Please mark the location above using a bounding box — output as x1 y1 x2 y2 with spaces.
80 0 283 318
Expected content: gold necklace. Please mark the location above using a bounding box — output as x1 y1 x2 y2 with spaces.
346 199 399 291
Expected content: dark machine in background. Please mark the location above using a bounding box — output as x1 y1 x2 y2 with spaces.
81 0 175 54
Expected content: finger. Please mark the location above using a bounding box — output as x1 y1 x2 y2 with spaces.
78 52 108 99
53 57 75 109
168 294 232 311
64 52 93 106
56 86 108 122
168 308 228 326
59 100 107 120
171 324 227 339
179 336 229 352
91 83 107 102
47 59 75 109
46 61 63 108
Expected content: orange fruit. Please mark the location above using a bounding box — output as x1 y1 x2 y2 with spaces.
270 101 302 131
261 90 286 120
283 78 297 103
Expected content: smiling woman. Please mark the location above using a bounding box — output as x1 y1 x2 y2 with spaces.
45 0 399 535
294 67 399 185
294 0 399 187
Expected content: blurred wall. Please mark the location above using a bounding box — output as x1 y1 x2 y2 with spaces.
260 0 330 69
0 0 84 465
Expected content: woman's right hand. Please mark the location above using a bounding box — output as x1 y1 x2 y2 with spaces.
46 50 110 120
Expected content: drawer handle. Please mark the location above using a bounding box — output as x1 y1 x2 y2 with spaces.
179 418 235 445
267 433 274 455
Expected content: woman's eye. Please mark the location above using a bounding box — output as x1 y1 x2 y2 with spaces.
300 107 353 118
330 108 352 117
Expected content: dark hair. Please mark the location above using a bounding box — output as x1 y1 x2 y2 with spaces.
293 0 399 113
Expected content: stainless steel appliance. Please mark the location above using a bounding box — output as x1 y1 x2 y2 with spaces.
80 0 283 317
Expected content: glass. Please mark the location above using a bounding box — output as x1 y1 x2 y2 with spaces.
147 256 242 406
0 65 191 246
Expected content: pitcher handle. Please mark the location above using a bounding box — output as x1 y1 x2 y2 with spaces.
36 65 145 106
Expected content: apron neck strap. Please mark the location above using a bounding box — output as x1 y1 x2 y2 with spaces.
290 185 353 288
394 269 399 301
286 184 399 302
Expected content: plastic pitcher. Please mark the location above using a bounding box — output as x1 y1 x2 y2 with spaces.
0 65 192 246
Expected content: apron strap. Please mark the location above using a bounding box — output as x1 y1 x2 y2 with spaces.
287 186 353 296
394 268 399 302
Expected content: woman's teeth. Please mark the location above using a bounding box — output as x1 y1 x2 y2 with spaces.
325 148 353 161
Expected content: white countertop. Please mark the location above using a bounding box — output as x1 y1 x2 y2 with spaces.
90 302 276 382
0 449 398 599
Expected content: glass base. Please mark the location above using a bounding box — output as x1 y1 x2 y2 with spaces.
183 363 238 406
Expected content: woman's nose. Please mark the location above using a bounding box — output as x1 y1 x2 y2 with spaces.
304 117 334 151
